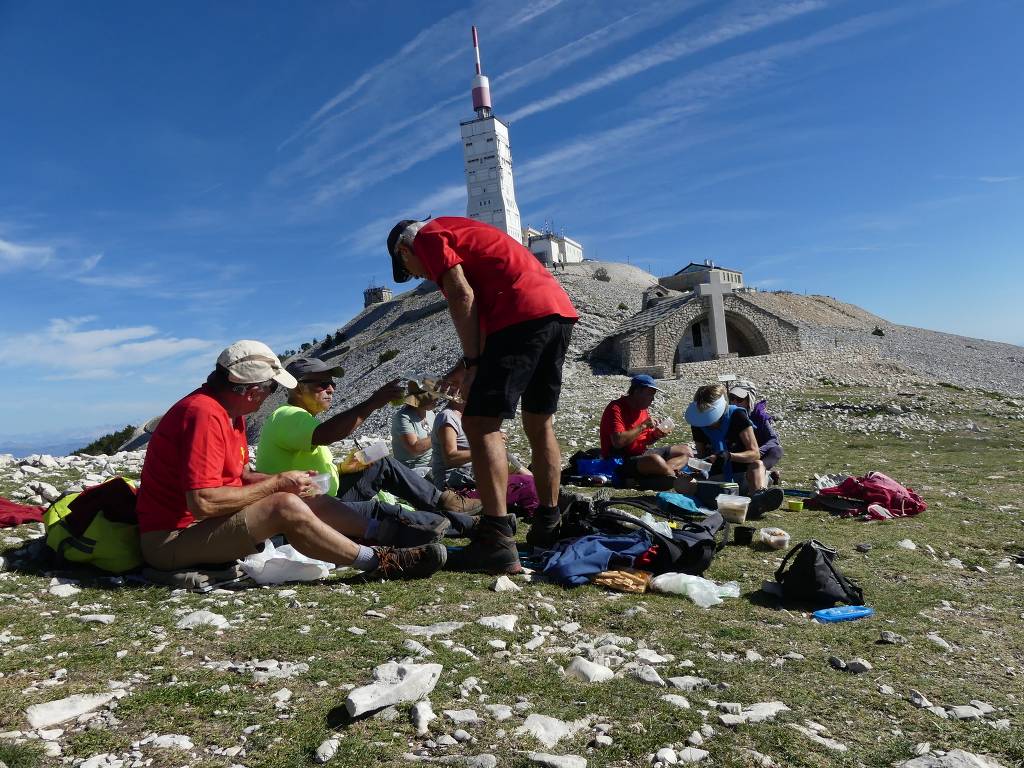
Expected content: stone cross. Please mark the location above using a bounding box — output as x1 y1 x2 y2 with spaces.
696 271 733 359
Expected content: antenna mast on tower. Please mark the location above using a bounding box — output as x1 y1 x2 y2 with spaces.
470 26 492 118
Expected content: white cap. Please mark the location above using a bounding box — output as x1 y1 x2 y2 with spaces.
217 340 297 389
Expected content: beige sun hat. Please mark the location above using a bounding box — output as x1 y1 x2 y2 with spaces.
217 340 297 389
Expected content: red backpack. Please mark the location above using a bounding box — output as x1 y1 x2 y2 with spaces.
815 472 926 518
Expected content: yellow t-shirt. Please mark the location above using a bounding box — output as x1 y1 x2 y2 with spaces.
254 405 339 495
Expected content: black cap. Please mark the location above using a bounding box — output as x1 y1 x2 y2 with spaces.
285 356 344 380
387 218 430 283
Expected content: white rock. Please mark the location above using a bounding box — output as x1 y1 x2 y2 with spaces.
635 648 671 664
25 691 121 728
565 657 613 684
491 575 522 592
315 737 339 761
667 676 709 691
789 723 847 752
396 621 465 638
345 662 442 717
411 700 436 735
524 752 587 768
78 614 116 625
896 749 1009 767
515 714 590 749
926 633 952 651
948 705 983 721
403 639 433 657
632 665 665 687
660 694 690 710
847 658 873 674
444 709 482 725
909 690 933 708
149 734 194 750
477 614 518 632
347 626 366 636
175 610 230 630
743 701 790 723
48 580 81 598
656 747 679 764
485 704 513 721
677 747 709 763
897 539 917 550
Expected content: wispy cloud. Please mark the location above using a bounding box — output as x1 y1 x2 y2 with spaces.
506 0 828 122
0 237 54 272
344 183 467 256
0 317 215 381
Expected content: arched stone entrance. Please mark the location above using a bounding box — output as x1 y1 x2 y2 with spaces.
674 310 771 364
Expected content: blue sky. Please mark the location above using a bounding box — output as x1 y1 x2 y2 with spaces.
1 0 1021 443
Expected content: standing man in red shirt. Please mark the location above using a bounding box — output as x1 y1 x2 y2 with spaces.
599 375 692 486
387 217 578 573
136 340 447 580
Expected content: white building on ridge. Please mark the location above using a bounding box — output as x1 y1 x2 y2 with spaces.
524 227 584 266
460 26 521 241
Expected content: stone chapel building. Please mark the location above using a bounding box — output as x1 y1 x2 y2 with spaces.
592 260 803 377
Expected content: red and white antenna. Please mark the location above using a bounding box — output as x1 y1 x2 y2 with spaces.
470 25 492 117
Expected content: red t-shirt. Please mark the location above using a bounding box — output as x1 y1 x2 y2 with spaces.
413 216 578 336
136 387 249 533
599 396 664 458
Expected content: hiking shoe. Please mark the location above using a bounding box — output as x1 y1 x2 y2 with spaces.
747 487 785 520
525 507 561 551
447 515 521 574
437 490 483 515
366 542 447 580
373 509 450 547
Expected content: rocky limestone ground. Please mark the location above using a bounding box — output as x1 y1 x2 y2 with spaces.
2 374 1023 768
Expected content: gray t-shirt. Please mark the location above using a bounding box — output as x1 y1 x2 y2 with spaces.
391 405 435 470
431 409 470 488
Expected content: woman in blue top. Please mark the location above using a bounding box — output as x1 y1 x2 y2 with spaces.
684 383 784 519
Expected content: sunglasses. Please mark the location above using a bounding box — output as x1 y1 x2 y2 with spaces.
301 379 335 390
234 379 278 395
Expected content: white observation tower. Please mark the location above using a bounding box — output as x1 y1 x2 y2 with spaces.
460 26 522 241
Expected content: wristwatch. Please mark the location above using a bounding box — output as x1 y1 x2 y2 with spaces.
461 356 480 369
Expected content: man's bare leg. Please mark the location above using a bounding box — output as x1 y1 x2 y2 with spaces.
636 454 675 478
463 415 508 518
244 492 362 565
521 411 560 507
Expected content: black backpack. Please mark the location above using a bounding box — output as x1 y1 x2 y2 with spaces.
774 539 864 606
558 493 728 576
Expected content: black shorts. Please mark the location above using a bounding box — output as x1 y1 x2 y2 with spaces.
465 315 575 419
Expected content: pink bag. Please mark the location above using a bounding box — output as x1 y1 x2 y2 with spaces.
464 474 540 519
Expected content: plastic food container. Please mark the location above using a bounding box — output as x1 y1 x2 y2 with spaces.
687 457 713 473
786 499 804 511
716 494 750 524
758 526 791 550
311 473 332 494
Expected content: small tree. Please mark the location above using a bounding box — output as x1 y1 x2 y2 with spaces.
594 267 611 282
378 349 399 364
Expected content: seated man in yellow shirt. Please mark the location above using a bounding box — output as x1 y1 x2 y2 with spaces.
255 357 480 534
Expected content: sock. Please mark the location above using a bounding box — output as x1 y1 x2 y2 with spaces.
352 545 379 571
536 504 559 519
364 518 381 541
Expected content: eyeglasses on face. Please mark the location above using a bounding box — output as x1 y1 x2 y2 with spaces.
234 379 278 395
301 379 335 391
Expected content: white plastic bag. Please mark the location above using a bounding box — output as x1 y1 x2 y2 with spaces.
240 540 334 585
649 572 741 608
640 512 673 537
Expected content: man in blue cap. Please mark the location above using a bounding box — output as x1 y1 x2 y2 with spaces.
599 374 692 486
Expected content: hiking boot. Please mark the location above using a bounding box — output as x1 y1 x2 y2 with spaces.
437 490 483 516
447 515 521 574
747 487 784 520
372 508 450 548
525 506 561 551
366 542 447 580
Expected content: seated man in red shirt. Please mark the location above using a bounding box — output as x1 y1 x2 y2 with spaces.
599 375 692 487
387 216 578 572
136 340 446 581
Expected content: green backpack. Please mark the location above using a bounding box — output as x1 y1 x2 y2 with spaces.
44 477 143 573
